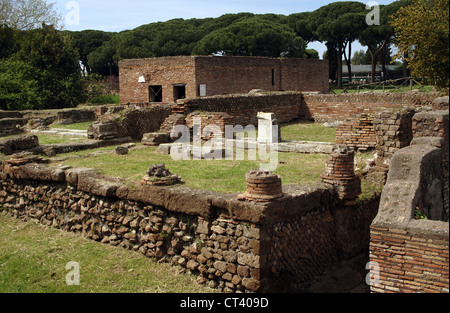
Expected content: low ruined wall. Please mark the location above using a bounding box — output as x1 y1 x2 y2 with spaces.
178 91 303 127
0 160 378 293
412 110 449 221
369 144 449 293
57 109 96 125
302 92 440 122
335 114 376 151
91 105 172 140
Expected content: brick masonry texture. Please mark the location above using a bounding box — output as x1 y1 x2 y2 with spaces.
301 92 441 122
181 91 303 131
119 56 329 105
321 145 361 202
370 225 449 293
336 114 376 151
412 110 449 222
369 120 449 293
0 160 379 293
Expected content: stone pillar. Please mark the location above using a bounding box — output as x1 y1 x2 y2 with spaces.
257 112 281 144
238 170 288 202
321 144 361 204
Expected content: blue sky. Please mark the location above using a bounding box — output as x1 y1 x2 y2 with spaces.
54 0 398 57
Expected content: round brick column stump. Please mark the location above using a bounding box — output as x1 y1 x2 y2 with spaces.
321 145 361 203
238 170 288 202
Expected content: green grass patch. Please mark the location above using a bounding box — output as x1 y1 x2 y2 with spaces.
59 146 331 194
280 121 336 143
88 94 120 105
0 213 215 293
36 134 86 145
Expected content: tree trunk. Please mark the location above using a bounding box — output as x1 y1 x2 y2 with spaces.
337 43 343 89
346 41 352 83
402 51 409 78
368 46 378 83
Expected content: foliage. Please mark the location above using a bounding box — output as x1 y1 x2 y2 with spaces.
414 208 428 220
67 30 114 75
0 24 19 58
391 0 449 89
86 13 311 75
0 24 86 110
0 58 40 110
308 1 367 87
87 35 121 76
359 0 410 82
192 16 306 57
0 0 61 30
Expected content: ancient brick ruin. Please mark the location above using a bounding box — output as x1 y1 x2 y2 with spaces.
1 89 448 293
321 144 361 205
119 56 329 105
0 158 377 293
369 106 449 293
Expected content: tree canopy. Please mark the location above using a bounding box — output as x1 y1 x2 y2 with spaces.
1 0 447 111
0 24 85 110
191 16 306 57
391 0 449 89
0 0 61 30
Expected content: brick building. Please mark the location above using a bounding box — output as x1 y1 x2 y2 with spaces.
119 56 329 105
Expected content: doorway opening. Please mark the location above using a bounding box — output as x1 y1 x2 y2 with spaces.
173 84 186 101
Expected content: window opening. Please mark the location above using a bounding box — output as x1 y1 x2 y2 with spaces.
149 85 163 102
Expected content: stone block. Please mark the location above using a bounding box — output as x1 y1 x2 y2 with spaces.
87 122 120 140
141 132 170 146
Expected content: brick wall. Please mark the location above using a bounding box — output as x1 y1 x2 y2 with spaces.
119 56 329 105
370 225 449 293
195 56 329 96
177 91 303 127
302 92 440 122
369 140 449 293
1 159 379 293
119 56 197 104
336 114 376 151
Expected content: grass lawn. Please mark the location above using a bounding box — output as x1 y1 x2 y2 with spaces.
36 134 86 145
59 145 331 194
0 213 215 293
280 121 336 142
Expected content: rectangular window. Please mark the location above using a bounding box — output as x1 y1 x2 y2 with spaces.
272 69 275 86
173 84 186 101
149 85 163 102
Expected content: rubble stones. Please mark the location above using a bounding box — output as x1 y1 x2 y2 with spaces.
140 164 181 186
0 134 39 155
141 132 170 146
88 122 120 140
115 145 129 155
